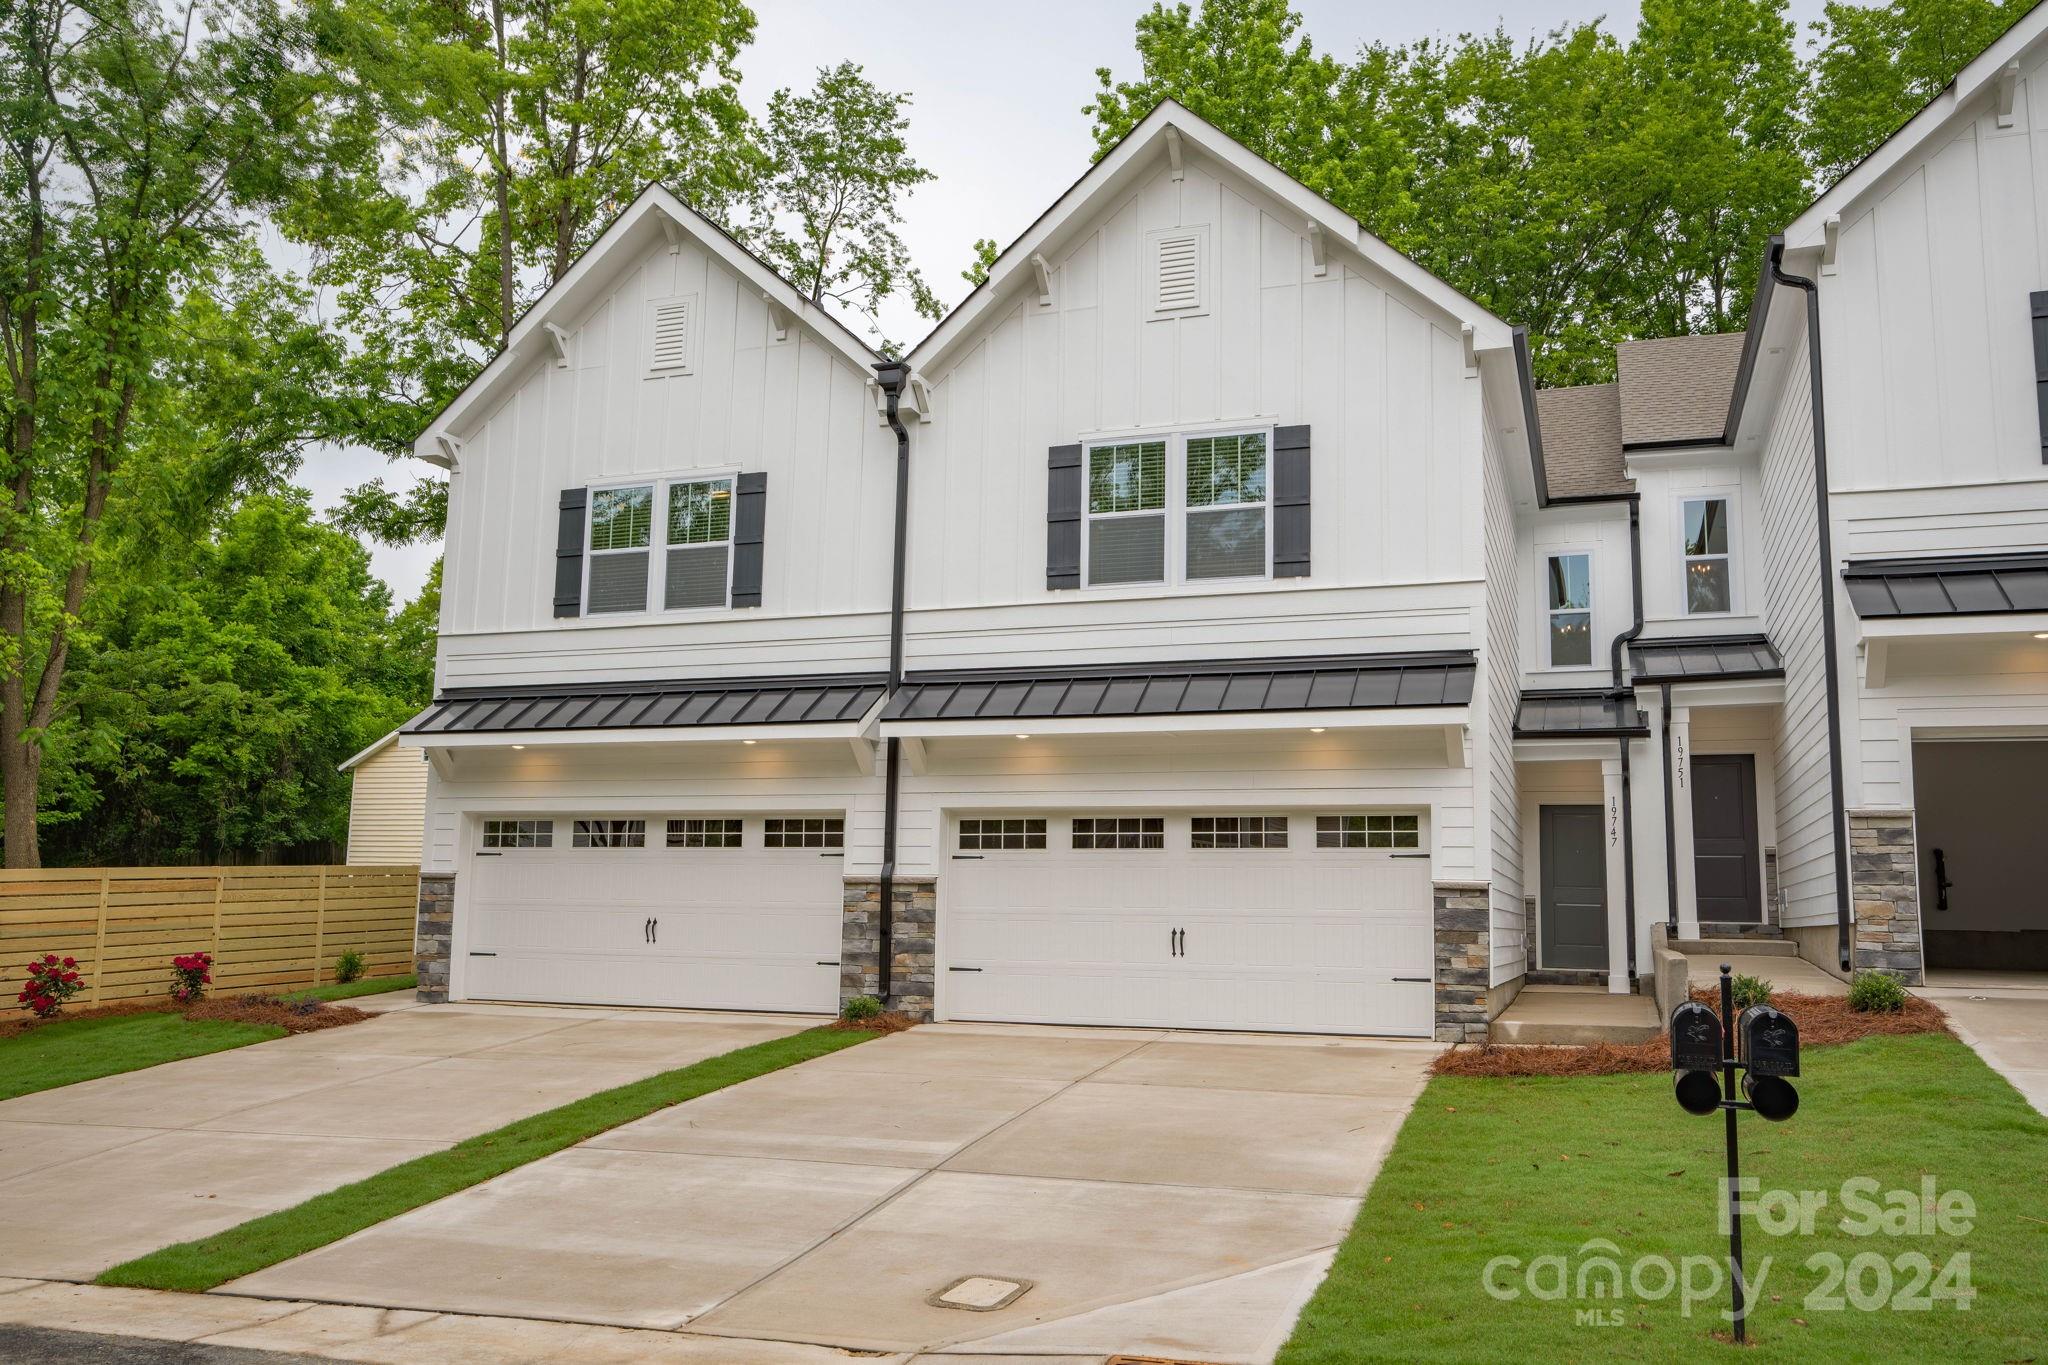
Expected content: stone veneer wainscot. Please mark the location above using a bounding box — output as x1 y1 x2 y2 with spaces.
1849 809 1924 984
415 872 454 1003
842 876 936 1021
1434 880 1491 1042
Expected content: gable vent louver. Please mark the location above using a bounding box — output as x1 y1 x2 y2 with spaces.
1157 234 1200 311
648 295 696 374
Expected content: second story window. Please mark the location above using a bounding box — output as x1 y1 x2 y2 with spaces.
1186 433 1268 580
1087 441 1167 585
1682 497 1732 615
586 477 733 614
1546 553 1592 667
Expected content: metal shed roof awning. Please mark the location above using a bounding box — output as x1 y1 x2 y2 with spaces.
1626 635 1784 684
878 651 1474 740
400 673 888 749
1843 553 2048 619
1514 689 1648 739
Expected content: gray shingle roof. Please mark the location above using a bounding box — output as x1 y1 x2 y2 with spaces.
1615 332 1748 447
1843 553 2048 618
404 674 887 735
882 652 1476 723
1533 383 1631 497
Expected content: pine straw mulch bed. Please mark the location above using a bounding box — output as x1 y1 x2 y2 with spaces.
0 993 370 1042
829 1010 917 1034
1432 987 1952 1078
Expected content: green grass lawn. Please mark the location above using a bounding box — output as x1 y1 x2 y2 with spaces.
0 1011 286 1102
1281 1033 2048 1363
284 973 416 1002
98 1024 877 1292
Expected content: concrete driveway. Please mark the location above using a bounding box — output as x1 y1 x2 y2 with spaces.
1920 970 2048 1115
225 1024 1434 1364
0 1002 804 1280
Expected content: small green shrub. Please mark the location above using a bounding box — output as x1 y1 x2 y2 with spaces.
1730 973 1773 1011
839 994 882 1023
333 949 366 984
1848 970 1908 1013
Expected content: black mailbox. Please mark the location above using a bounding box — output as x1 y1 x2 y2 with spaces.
1741 1005 1800 1078
1670 1001 1724 1072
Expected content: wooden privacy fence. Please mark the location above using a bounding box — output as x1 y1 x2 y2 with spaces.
0 865 418 1004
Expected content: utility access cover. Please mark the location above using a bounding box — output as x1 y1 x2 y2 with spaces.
928 1275 1032 1311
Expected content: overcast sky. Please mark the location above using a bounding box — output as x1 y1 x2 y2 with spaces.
303 0 1832 602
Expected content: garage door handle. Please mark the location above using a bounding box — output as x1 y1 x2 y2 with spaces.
1391 853 1430 859
948 966 983 972
468 951 497 957
1393 976 1429 983
816 960 839 967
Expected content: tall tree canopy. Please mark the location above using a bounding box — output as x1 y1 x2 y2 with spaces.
0 0 369 865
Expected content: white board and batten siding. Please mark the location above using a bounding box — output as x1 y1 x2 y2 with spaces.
344 740 429 865
435 231 896 693
904 153 1486 674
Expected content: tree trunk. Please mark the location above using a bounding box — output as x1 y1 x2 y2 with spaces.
491 0 515 343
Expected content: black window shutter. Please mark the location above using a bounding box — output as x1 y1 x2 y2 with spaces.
1046 443 1083 589
731 471 768 607
2033 292 2048 464
1273 424 1311 578
554 487 587 618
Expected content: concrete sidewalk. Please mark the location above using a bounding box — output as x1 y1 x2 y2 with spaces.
224 1024 1436 1365
0 1004 806 1280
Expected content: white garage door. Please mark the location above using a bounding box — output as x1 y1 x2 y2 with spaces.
462 815 842 1013
943 813 1435 1037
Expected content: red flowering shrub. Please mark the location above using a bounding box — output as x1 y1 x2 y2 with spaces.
17 954 84 1018
169 951 214 1004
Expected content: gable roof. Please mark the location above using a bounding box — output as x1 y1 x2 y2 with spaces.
904 100 1513 376
338 729 402 773
1615 333 1749 447
417 186 882 457
1532 382 1631 497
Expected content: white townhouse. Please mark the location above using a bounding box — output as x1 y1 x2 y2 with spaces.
402 14 2048 1039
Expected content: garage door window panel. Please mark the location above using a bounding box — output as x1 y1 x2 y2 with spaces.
1071 816 1165 849
765 817 843 849
1316 814 1420 849
667 818 741 848
573 818 646 848
960 818 1047 851
1191 815 1288 849
481 819 553 849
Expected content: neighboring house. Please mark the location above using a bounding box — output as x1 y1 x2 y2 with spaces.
338 731 430 866
401 11 2048 1036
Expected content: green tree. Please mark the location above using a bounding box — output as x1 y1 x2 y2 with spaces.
962 237 999 288
751 61 942 351
0 0 365 866
1629 0 1810 333
1806 0 2036 182
301 0 760 543
41 494 428 866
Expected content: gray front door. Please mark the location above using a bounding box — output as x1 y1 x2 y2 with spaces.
1693 754 1762 923
1541 804 1608 970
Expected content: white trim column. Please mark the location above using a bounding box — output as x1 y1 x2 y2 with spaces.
1601 757 1630 994
1670 706 1700 939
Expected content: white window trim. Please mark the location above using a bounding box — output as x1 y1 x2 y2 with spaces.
1079 424 1276 591
582 469 740 618
1677 492 1738 617
1542 548 1596 671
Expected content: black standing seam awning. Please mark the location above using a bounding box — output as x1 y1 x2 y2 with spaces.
1514 689 1649 739
1626 635 1784 684
1842 552 2048 619
879 651 1476 723
402 673 888 736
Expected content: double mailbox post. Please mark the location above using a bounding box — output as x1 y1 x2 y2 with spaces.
1669 963 1802 1344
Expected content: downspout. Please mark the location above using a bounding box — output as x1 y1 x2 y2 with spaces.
1609 497 1645 980
874 361 914 1003
1767 238 1855 973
